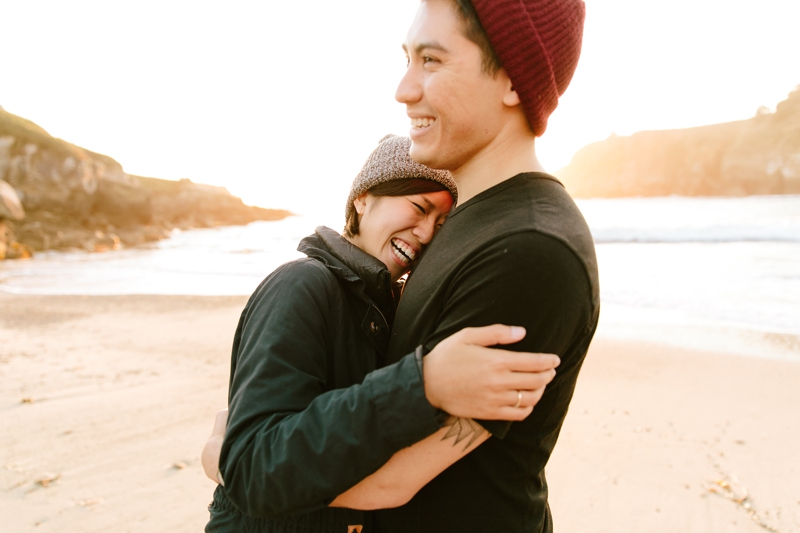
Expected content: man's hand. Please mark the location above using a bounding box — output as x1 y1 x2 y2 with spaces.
201 408 228 485
423 325 559 421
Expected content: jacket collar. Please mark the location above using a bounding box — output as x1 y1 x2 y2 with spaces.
298 226 395 317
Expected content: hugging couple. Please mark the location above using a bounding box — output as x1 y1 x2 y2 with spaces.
201 0 599 531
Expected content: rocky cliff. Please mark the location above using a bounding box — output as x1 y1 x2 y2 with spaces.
0 109 291 260
556 87 800 198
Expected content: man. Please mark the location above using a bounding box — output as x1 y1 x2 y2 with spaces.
372 0 597 530
206 0 597 531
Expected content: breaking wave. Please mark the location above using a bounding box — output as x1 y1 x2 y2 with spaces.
592 225 800 243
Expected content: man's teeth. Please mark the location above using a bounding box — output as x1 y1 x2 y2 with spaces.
391 239 416 263
411 117 436 129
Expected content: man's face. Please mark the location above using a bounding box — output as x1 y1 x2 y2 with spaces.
397 0 511 172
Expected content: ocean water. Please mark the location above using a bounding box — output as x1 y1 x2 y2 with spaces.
2 196 799 360
578 196 800 360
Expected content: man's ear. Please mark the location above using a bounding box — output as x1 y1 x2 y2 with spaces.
503 83 522 107
354 193 368 216
499 69 521 107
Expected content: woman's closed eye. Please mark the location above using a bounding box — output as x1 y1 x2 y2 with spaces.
411 201 426 214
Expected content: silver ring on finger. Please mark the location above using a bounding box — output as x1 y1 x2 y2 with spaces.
513 390 523 409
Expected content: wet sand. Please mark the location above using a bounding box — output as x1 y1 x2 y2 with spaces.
1 294 798 532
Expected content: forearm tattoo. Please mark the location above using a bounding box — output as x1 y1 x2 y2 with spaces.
442 417 486 450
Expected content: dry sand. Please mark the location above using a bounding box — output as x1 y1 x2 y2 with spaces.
1 294 798 532
548 338 800 533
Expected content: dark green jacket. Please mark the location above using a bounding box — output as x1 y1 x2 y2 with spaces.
211 227 440 531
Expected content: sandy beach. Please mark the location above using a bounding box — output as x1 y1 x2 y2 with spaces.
1 293 798 532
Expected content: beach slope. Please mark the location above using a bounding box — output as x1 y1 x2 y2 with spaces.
1 294 798 532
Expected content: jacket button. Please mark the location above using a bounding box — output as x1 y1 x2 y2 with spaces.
370 322 379 333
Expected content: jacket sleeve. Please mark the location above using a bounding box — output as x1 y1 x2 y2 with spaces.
220 260 440 518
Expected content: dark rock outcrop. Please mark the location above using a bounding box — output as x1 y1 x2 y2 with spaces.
0 108 291 259
556 87 800 197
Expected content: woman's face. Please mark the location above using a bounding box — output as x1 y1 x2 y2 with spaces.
349 190 454 280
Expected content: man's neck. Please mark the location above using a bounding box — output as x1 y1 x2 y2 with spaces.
451 127 546 206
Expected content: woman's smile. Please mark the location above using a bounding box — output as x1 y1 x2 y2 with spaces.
390 238 418 266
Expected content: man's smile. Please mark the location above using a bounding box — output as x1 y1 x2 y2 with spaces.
411 117 437 130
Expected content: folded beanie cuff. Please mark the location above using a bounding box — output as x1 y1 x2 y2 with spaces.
345 135 457 221
471 0 586 136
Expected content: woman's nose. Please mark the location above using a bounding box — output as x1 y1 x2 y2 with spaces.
413 217 436 245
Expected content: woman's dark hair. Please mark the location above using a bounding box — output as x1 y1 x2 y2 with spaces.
344 178 452 237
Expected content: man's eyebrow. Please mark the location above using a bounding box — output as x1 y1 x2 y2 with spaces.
402 41 450 55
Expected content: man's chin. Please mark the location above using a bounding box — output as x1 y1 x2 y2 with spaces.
409 142 450 171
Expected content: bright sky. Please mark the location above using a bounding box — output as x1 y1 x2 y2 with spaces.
2 0 798 216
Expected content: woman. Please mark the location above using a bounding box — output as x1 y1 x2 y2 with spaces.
203 135 552 532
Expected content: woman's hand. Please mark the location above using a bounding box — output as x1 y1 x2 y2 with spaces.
423 325 560 421
201 408 229 485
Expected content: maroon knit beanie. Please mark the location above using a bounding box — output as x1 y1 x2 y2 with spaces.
470 0 586 136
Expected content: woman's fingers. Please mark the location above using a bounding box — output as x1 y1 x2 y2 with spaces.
512 387 547 409
501 350 561 372
491 388 548 421
505 368 557 392
451 324 527 347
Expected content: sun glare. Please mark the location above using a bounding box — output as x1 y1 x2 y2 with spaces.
1 0 798 213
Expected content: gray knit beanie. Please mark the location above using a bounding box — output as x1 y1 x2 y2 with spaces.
345 135 457 221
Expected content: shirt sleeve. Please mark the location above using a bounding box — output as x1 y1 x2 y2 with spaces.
420 231 594 438
219 260 441 518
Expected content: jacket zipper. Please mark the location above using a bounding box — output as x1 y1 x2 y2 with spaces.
372 304 389 332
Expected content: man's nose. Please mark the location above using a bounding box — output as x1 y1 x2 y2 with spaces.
396 66 422 105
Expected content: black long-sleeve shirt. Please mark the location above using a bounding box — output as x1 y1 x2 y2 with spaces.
375 173 600 532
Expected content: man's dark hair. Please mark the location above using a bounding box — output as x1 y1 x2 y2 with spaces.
448 0 502 75
344 178 451 237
